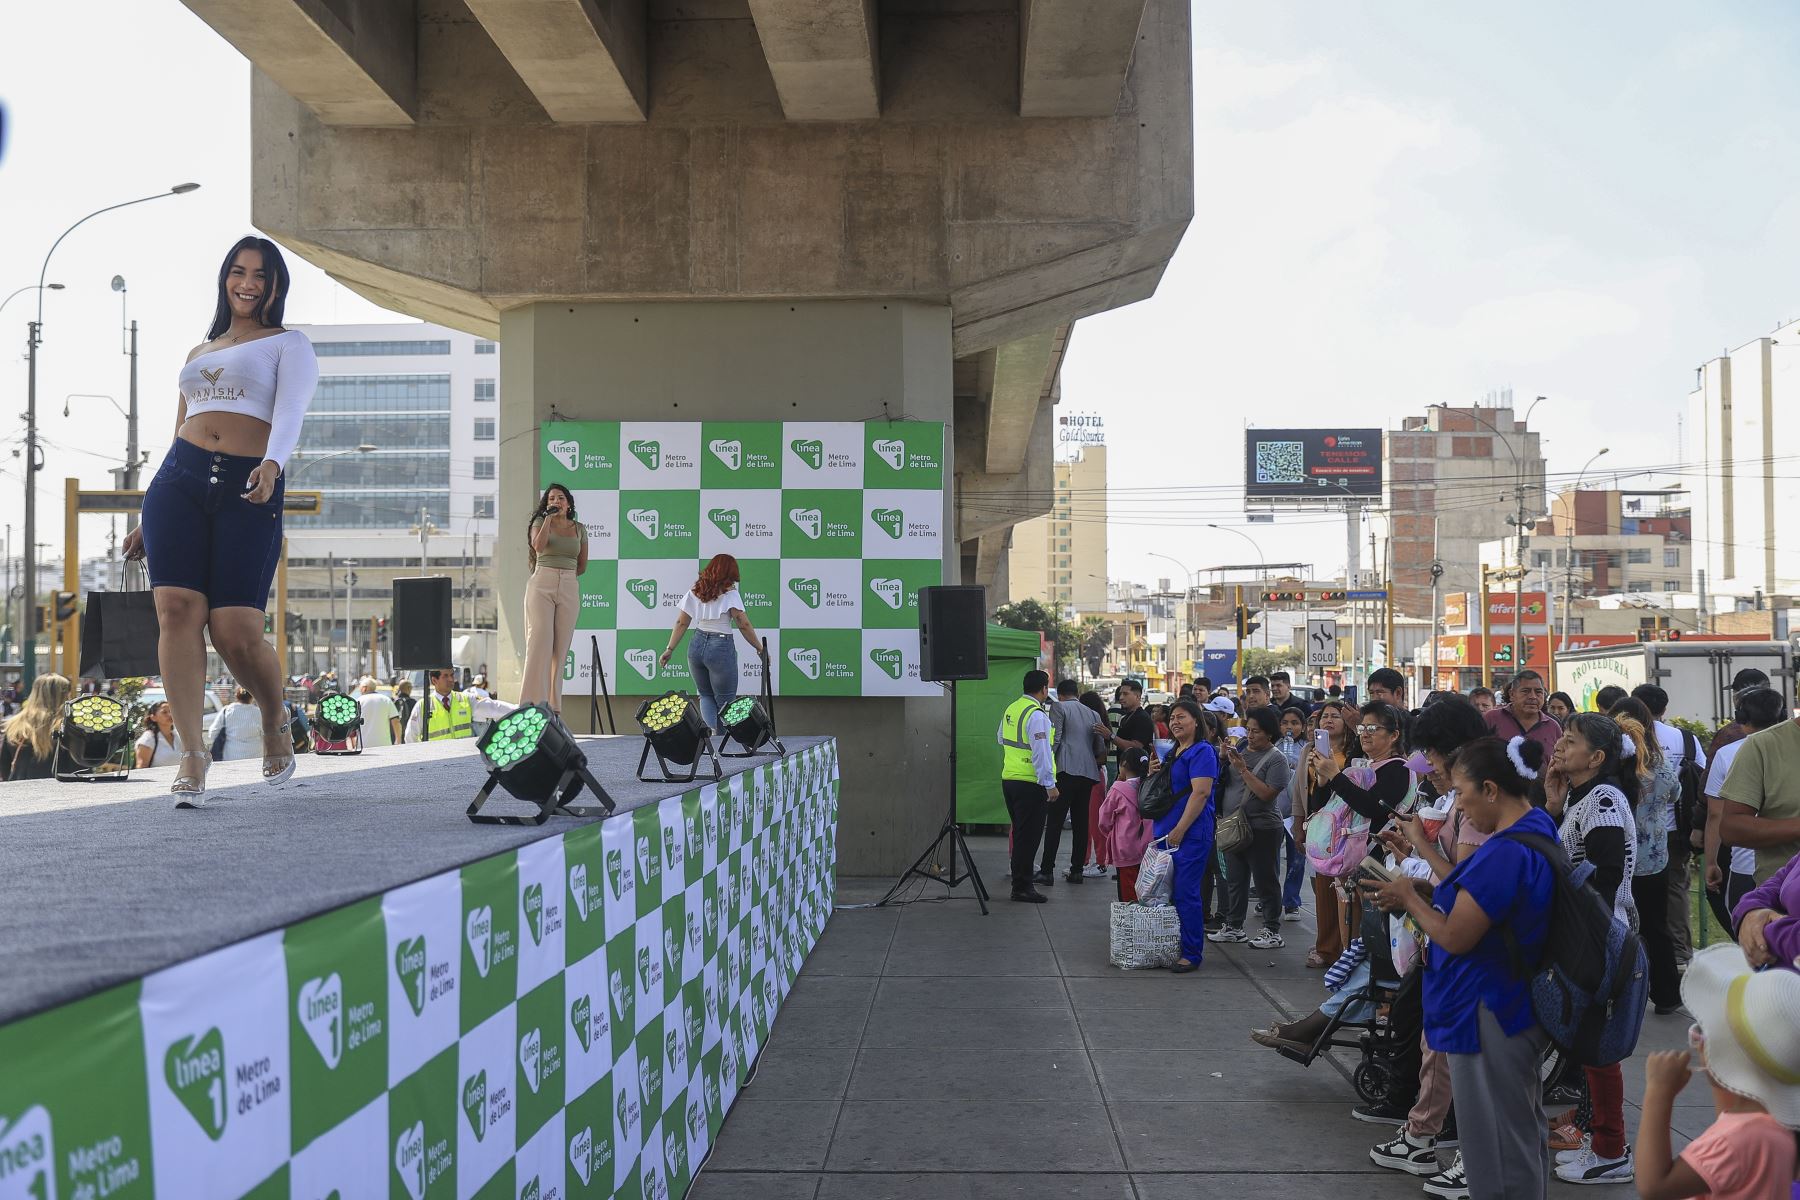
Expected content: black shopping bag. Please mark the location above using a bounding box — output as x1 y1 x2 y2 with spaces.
78 564 162 680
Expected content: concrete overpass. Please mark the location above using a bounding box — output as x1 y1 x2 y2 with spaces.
179 0 1192 870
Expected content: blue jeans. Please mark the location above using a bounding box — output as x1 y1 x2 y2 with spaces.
140 439 285 609
687 631 738 729
1282 827 1306 910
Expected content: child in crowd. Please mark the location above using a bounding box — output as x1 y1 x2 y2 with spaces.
1634 943 1799 1200
1099 748 1153 902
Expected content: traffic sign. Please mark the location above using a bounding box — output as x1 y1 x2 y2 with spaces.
1306 617 1338 668
1346 590 1388 600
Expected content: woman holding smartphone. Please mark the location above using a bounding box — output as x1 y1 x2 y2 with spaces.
520 483 587 714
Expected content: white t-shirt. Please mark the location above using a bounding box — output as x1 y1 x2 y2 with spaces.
679 587 744 635
358 691 401 748
1704 739 1759 876
217 702 264 761
136 729 184 767
1655 719 1707 770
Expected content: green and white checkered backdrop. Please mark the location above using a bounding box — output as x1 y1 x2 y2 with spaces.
0 740 838 1200
537 421 945 698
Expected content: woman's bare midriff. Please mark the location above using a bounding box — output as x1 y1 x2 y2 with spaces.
178 411 273 461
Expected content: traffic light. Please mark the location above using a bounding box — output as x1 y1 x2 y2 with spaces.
54 592 77 622
264 612 275 634
34 605 46 635
377 616 389 645
1236 603 1261 639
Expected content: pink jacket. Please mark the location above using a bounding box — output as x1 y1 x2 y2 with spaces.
1098 778 1153 865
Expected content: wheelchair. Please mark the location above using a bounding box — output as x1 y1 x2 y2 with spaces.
1275 897 1410 1104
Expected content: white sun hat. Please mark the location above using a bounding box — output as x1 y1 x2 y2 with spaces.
1679 943 1800 1129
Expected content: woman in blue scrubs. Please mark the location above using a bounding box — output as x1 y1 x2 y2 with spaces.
1154 698 1218 973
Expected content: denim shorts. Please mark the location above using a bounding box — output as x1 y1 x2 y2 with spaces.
140 438 285 610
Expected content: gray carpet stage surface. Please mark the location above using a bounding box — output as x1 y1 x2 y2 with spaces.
0 734 825 1026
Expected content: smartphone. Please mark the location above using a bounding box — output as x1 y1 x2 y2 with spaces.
1313 729 1332 757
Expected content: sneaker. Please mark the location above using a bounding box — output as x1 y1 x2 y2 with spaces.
1282 906 1303 922
1083 864 1106 878
1248 929 1285 950
1351 1099 1410 1125
1369 1130 1439 1176
1206 925 1249 943
1554 1145 1633 1185
1421 1152 1469 1200
1033 871 1055 887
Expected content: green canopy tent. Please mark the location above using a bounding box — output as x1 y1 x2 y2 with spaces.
954 623 1047 823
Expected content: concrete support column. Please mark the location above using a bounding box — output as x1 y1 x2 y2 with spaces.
497 299 955 874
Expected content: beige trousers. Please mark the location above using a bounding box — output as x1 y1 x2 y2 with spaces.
520 566 579 710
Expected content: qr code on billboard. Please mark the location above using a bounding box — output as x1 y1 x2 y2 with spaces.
1255 440 1306 485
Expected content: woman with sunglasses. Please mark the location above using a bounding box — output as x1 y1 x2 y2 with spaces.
1295 700 1357 966
1312 700 1416 828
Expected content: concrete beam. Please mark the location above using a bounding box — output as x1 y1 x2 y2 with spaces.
179 0 416 125
745 0 881 120
1019 0 1149 117
463 0 648 123
984 329 1063 475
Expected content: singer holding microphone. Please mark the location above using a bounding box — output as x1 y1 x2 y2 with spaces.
519 483 587 714
659 553 763 730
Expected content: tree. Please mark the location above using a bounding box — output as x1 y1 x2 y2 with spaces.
1078 616 1113 677
1239 645 1305 681
992 598 1080 677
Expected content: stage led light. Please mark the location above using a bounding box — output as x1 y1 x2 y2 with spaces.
635 691 721 783
468 703 613 825
719 696 786 759
310 690 365 754
57 694 132 781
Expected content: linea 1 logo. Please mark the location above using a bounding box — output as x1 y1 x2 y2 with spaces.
708 508 739 538
548 439 579 471
870 648 904 679
871 507 904 539
569 863 590 921
297 972 345 1068
606 847 629 901
0 1106 53 1197
164 1027 229 1140
789 438 823 469
787 507 822 540
871 438 905 470
519 1028 543 1093
625 648 658 680
569 1125 594 1185
607 967 634 1028
394 935 428 1017
628 439 661 470
570 993 594 1051
626 508 661 539
787 577 820 608
466 905 494 978
626 578 659 609
708 439 742 470
523 882 545 945
522 1174 542 1200
869 577 903 609
787 647 821 680
461 1071 488 1141
394 1120 427 1200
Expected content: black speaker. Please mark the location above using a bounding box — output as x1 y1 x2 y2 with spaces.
918 585 989 682
392 576 453 669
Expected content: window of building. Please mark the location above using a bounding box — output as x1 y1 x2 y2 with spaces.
473 456 496 480
473 418 496 441
1565 618 1585 634
1533 551 1551 568
1555 548 1566 567
312 374 452 412
287 490 452 529
474 378 496 401
473 496 496 519
315 340 451 357
474 340 497 355
1664 548 1681 568
1663 580 1680 592
1603 551 1622 569
1627 548 1652 565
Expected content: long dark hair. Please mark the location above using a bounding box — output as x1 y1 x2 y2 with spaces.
1451 735 1544 799
527 484 578 570
206 236 291 339
1564 711 1642 808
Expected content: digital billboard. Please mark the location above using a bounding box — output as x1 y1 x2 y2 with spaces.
1244 428 1383 500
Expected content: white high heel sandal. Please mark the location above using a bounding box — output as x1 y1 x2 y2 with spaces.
172 749 212 809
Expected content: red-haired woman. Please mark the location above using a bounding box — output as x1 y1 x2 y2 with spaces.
660 554 763 729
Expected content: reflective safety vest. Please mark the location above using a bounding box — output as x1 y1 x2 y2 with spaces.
424 690 475 741
999 694 1054 783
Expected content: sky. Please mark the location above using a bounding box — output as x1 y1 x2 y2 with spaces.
4 1 1800 587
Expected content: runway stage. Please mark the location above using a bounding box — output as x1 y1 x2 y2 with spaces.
0 732 839 1200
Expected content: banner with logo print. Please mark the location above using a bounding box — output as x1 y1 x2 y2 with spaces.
541 422 944 697
0 740 839 1200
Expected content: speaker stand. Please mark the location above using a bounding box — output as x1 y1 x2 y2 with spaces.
877 681 989 914
588 635 617 735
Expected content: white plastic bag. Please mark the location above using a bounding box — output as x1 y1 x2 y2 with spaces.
1109 901 1181 969
1136 838 1173 906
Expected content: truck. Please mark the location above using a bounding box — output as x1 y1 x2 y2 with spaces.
1553 641 1795 727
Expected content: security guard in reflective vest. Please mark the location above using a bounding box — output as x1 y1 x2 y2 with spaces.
997 669 1058 903
404 667 517 743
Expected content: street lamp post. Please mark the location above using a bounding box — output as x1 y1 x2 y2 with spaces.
111 276 143 531
289 445 378 678
1208 523 1269 648
22 184 200 685
1148 552 1193 689
1562 448 1611 648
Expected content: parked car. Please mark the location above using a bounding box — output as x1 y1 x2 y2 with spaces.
134 687 222 742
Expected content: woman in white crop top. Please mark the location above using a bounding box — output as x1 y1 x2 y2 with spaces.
659 554 764 731
124 236 318 807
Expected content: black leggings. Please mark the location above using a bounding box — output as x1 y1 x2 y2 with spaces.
1222 824 1284 931
1631 870 1682 1009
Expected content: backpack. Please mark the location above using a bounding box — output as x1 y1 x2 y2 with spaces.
1304 758 1415 877
1496 829 1648 1068
1672 728 1705 846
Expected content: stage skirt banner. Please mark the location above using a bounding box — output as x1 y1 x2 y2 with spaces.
538 420 946 699
0 740 839 1200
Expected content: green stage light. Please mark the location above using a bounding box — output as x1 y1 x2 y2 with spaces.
719 696 786 759
635 691 721 783
311 690 365 752
469 703 613 825
58 694 132 781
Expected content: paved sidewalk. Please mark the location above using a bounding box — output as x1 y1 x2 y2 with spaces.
697 836 1707 1200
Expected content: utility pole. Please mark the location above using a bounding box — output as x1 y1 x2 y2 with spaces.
1345 499 1360 695
1428 516 1442 693
24 320 40 685
344 560 359 681
327 552 337 679
113 277 141 533
1480 571 1494 690
1511 479 1529 680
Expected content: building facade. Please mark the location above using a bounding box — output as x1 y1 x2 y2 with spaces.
1688 319 1800 602
1006 445 1108 614
1481 489 1693 616
1385 401 1546 618
283 323 502 678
